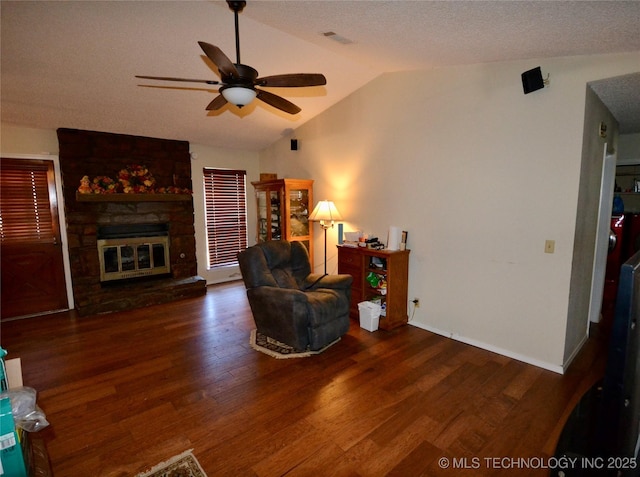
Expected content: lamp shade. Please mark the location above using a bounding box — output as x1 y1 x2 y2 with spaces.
308 200 342 224
221 86 257 107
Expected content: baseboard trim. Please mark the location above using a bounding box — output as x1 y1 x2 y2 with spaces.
560 332 589 373
409 321 565 374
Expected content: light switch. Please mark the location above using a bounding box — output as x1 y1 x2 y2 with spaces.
545 240 555 254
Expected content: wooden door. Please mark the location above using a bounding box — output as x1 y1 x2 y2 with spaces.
0 158 68 319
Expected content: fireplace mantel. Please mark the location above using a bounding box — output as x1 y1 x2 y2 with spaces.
76 192 192 202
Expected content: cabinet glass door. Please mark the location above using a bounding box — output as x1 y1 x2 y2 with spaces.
257 190 268 242
288 188 310 237
253 179 313 267
270 190 282 240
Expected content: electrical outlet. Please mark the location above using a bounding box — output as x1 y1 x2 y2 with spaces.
413 298 420 308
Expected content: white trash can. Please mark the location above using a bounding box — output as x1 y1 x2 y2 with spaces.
358 301 381 332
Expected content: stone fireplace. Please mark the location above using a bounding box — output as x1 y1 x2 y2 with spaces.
58 128 206 316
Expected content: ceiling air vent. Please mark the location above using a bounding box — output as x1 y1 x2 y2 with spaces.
322 31 354 45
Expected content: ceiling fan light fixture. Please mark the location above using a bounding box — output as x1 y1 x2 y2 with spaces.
136 0 325 116
221 86 257 108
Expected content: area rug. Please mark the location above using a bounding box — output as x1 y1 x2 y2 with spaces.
135 449 207 477
249 329 339 359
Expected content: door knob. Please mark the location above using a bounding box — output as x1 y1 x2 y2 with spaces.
608 229 617 252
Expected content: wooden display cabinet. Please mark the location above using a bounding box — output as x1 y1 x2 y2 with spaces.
337 245 410 330
252 178 314 264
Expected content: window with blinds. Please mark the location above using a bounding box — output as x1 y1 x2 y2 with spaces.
0 159 56 244
203 168 248 268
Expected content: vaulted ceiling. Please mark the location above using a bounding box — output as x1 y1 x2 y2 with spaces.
2 1 639 151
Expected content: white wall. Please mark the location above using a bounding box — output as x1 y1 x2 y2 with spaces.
259 52 640 372
618 133 640 164
1 123 60 154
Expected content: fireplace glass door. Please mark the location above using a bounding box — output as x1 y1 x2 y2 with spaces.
98 236 170 282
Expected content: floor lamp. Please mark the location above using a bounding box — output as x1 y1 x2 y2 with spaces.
308 200 342 275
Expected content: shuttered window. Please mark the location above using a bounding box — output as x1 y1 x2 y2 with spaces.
0 159 56 244
203 168 247 268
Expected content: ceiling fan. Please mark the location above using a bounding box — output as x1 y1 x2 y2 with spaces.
136 0 326 115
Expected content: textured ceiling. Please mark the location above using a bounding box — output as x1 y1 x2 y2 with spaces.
1 1 639 151
590 73 640 134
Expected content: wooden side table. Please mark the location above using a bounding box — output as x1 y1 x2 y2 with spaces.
337 245 410 330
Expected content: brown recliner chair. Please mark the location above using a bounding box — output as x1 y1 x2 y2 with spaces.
238 240 352 351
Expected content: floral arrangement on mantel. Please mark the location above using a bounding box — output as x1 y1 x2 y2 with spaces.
77 164 191 195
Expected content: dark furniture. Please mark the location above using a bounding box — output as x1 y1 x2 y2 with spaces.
238 240 352 351
553 251 640 476
337 245 410 330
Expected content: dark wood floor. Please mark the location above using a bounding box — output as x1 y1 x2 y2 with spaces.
2 281 608 476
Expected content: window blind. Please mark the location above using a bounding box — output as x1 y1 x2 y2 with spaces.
0 159 56 243
203 168 248 268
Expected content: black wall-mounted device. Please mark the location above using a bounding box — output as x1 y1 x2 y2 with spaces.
291 139 298 151
521 67 545 94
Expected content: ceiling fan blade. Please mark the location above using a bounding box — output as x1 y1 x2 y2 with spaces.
257 73 327 88
256 89 301 115
198 41 239 78
135 75 220 85
206 94 228 111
